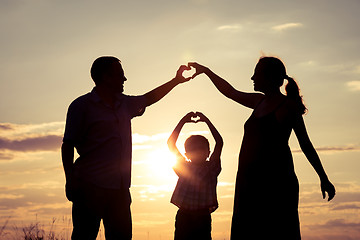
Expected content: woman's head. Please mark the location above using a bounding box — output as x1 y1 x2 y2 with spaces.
251 57 286 91
252 56 307 114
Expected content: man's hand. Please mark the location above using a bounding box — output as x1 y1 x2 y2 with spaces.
65 177 81 202
175 65 192 83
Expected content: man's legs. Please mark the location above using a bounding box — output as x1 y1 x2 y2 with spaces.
103 187 132 240
71 183 102 240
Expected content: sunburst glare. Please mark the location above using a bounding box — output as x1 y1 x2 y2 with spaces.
145 146 178 182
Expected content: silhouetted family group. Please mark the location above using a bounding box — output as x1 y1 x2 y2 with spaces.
62 56 336 240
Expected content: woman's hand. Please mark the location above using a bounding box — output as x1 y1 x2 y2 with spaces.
321 178 336 201
188 62 209 79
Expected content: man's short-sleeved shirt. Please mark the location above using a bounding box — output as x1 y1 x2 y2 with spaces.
63 88 146 189
171 155 221 213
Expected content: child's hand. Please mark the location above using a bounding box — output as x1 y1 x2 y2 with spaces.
181 112 198 123
195 111 209 123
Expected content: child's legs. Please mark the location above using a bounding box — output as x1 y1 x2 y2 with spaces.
174 209 212 240
175 209 190 240
192 213 211 240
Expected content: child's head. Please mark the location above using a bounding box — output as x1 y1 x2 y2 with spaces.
184 135 210 164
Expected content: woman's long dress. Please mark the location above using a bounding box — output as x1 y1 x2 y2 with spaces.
230 103 301 240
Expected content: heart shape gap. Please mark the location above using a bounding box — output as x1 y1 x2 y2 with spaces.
182 67 196 79
191 116 200 122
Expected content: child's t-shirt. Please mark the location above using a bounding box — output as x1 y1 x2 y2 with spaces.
171 154 221 213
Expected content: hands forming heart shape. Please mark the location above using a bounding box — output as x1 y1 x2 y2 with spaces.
191 115 201 123
181 66 196 79
177 62 206 81
176 65 194 81
184 111 207 124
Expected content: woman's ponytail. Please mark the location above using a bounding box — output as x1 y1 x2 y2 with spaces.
284 75 307 114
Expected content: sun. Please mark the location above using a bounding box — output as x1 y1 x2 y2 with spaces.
145 146 179 182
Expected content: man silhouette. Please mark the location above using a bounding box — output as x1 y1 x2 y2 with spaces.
61 56 191 240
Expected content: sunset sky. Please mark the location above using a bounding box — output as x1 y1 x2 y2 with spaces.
0 0 359 239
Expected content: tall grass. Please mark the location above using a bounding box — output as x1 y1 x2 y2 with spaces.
0 216 72 240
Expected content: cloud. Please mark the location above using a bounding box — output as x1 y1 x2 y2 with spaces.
347 81 360 91
217 24 241 31
0 135 62 152
0 194 24 200
0 122 64 137
272 22 303 32
331 203 360 211
133 133 170 144
0 122 64 159
133 131 209 145
0 151 15 160
292 145 360 153
218 181 235 187
299 182 360 206
0 186 65 210
354 65 360 74
133 219 169 226
0 123 14 131
0 122 210 156
308 218 360 231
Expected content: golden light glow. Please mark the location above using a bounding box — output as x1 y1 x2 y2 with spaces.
145 146 178 182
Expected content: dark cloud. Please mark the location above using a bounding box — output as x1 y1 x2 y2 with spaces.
0 152 15 160
292 145 360 153
331 203 360 211
330 192 360 203
308 218 360 231
0 123 14 131
299 182 360 205
300 189 360 205
0 187 66 210
0 135 62 152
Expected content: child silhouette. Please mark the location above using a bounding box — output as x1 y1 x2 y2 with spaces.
168 112 223 240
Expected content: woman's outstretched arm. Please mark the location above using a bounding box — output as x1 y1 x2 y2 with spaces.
188 62 263 109
293 114 336 201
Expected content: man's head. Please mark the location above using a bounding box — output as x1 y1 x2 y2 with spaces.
90 56 127 93
184 135 210 164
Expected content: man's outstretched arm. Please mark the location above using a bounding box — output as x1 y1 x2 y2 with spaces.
143 65 191 107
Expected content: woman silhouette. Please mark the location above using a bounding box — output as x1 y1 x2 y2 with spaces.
189 57 335 239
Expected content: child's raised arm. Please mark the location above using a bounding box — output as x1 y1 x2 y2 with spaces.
167 112 197 157
196 112 223 160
